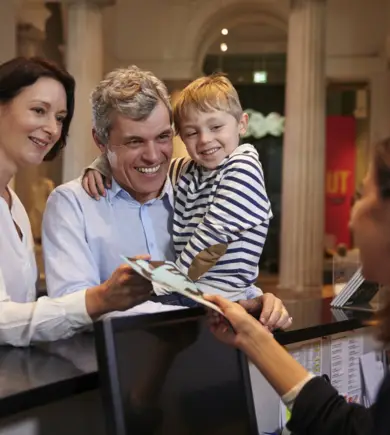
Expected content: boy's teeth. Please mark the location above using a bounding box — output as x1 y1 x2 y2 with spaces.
136 165 161 174
202 148 219 155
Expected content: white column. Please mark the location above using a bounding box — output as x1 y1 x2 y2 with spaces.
0 2 17 189
370 72 390 145
62 0 115 182
279 0 327 294
15 23 45 213
368 1 390 166
0 2 17 64
17 23 44 57
17 0 51 37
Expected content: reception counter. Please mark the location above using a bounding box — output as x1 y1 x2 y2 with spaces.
0 297 378 435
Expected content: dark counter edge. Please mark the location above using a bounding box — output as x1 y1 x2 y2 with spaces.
275 315 370 346
0 308 372 419
0 372 99 419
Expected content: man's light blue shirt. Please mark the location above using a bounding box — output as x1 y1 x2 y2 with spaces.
42 177 175 298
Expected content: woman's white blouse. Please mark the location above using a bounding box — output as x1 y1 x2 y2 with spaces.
0 189 37 302
0 189 91 347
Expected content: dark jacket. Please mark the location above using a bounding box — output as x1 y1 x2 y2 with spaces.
287 372 390 435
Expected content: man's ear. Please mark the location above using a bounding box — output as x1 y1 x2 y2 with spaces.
92 129 106 154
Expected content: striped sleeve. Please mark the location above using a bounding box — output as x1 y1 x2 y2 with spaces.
169 157 192 186
176 155 272 273
82 154 111 178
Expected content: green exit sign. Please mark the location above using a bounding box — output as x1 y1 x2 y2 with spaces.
253 71 267 83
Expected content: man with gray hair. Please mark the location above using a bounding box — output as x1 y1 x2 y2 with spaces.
42 65 290 323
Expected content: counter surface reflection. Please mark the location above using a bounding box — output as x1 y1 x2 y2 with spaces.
0 297 373 418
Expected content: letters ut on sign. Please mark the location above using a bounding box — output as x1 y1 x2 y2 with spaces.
326 170 351 195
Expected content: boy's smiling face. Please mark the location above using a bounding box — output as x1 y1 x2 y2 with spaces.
179 109 248 170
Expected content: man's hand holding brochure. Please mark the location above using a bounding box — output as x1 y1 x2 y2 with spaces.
120 256 223 315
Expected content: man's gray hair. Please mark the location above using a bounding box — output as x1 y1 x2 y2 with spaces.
91 65 172 144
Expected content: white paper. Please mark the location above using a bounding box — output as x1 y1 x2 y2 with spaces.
290 340 322 375
306 340 322 376
360 351 385 406
330 335 363 402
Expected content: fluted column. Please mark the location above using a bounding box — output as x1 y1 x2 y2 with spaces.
370 72 390 144
17 23 44 58
62 0 115 182
14 23 45 213
0 1 17 189
279 0 326 294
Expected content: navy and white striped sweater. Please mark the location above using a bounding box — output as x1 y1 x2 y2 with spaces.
170 144 272 301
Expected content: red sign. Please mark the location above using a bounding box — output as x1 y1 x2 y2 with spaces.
325 117 356 248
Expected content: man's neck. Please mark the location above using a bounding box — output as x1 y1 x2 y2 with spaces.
115 178 166 204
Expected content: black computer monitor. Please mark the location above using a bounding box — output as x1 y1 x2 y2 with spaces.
95 308 258 435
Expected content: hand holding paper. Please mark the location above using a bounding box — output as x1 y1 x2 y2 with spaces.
121 256 223 315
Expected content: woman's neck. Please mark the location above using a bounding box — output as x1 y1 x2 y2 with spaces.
0 149 17 196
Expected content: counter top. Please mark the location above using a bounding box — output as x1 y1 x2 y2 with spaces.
275 296 373 345
0 297 374 418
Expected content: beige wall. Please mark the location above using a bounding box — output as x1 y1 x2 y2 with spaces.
326 0 387 57
101 0 388 81
0 2 16 64
102 0 289 79
10 0 390 171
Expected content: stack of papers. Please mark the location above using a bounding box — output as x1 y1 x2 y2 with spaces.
329 267 382 309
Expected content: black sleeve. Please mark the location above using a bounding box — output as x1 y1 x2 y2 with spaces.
287 377 373 435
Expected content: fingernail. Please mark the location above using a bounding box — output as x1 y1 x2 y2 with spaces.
261 318 266 324
95 196 100 201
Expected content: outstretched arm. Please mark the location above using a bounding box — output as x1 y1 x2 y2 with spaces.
0 267 91 347
206 295 373 435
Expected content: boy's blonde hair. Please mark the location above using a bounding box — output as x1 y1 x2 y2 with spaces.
173 73 243 133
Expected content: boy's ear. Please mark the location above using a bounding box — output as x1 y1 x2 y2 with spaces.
239 113 249 136
92 129 106 154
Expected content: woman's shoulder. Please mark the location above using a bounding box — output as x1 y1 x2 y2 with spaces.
5 188 34 246
8 188 28 217
373 370 390 434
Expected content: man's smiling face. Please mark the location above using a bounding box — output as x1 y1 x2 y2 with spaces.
104 101 173 203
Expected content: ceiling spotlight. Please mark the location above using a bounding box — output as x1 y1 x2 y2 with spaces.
220 43 228 52
221 28 228 35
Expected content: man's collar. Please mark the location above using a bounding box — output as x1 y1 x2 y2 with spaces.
109 178 123 198
108 176 174 207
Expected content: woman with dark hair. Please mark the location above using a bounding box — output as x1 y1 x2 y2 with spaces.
205 138 390 435
0 57 151 347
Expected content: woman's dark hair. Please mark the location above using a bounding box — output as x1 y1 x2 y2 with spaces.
0 56 75 161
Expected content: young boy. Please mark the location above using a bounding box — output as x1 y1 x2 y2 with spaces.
168 74 272 301
84 74 272 302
